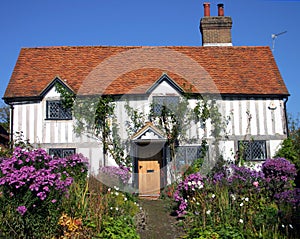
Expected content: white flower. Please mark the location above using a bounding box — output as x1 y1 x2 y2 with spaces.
198 184 204 189
239 219 243 224
289 224 293 229
196 202 200 205
231 194 236 201
240 202 244 207
245 197 249 202
192 181 196 185
241 197 245 201
107 188 111 192
192 188 195 191
192 197 196 201
140 207 142 210
110 207 113 210
115 192 119 196
282 224 285 228
211 194 216 199
206 210 211 215
124 197 128 201
188 181 192 186
197 181 202 185
115 207 119 211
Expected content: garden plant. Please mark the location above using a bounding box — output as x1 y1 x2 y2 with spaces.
173 157 300 239
0 146 141 238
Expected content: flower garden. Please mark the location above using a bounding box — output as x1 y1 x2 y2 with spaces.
0 144 300 238
0 147 142 238
171 158 300 238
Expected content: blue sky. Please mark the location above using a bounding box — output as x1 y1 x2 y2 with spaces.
0 0 299 116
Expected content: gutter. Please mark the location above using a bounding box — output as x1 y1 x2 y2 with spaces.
283 97 289 137
9 104 14 148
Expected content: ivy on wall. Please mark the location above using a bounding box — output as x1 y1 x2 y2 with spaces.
55 83 229 173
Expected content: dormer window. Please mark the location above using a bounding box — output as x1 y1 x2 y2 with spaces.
46 100 72 120
152 96 180 116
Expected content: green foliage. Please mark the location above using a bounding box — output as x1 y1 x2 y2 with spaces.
275 113 300 172
176 167 298 239
183 140 208 177
183 225 246 239
275 138 299 169
125 101 147 136
55 82 76 109
98 216 140 239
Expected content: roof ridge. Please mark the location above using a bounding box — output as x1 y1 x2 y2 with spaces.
19 45 272 50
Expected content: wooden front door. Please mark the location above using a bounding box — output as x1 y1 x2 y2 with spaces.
138 160 160 196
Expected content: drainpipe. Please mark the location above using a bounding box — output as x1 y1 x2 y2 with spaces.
10 104 14 149
283 97 289 137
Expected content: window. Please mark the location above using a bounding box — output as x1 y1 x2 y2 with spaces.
238 140 267 161
152 96 180 116
49 148 76 158
46 100 72 120
175 146 203 173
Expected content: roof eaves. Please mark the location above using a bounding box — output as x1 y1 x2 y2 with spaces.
146 73 185 94
40 76 75 98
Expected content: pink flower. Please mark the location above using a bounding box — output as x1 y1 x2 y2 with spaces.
253 181 259 187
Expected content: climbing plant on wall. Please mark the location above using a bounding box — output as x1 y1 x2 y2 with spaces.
55 84 130 167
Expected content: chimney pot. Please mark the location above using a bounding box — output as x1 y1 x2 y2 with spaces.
218 3 224 16
203 2 210 17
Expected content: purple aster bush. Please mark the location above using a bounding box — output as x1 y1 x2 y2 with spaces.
173 172 205 216
99 165 131 188
262 158 297 197
0 147 89 238
227 164 265 194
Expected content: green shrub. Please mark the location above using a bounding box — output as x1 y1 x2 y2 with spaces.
98 216 140 239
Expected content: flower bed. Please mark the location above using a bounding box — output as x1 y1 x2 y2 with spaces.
174 158 300 238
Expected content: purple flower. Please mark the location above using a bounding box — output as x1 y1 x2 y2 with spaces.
99 165 131 185
173 172 205 215
17 206 27 216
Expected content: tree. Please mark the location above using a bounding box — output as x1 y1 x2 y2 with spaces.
0 103 9 132
275 113 300 186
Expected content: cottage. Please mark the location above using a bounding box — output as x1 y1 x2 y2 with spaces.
3 3 289 196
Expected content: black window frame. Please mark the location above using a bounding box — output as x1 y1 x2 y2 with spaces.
46 100 72 120
49 148 76 158
238 140 267 161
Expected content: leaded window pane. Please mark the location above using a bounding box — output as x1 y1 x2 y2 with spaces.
152 96 180 116
47 100 72 120
175 146 202 173
238 140 266 160
49 148 76 158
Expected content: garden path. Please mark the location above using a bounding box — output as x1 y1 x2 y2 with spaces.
137 199 185 239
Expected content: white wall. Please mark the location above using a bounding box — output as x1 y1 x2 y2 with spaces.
12 82 287 172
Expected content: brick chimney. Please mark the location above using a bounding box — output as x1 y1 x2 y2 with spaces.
200 3 233 46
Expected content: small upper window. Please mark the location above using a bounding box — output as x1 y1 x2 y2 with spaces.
49 148 76 158
152 96 180 116
46 100 72 120
238 140 267 161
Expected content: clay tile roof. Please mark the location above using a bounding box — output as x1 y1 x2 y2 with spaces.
3 46 289 101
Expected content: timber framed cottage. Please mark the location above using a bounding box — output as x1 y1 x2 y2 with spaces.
3 3 289 196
